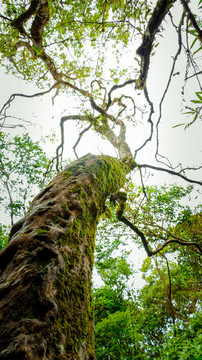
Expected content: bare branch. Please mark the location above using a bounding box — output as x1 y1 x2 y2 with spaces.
105 79 136 111
138 167 148 199
138 163 202 186
134 86 154 156
179 164 202 173
0 83 59 117
56 115 87 171
151 238 202 255
155 11 185 166
185 71 202 81
186 20 202 90
116 192 153 257
0 115 35 130
73 124 92 159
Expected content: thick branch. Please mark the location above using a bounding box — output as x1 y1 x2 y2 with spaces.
136 0 177 89
10 0 41 36
56 113 135 171
10 0 50 47
30 0 49 46
180 0 202 43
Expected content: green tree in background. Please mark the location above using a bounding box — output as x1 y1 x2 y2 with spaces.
0 132 55 227
94 184 201 359
0 225 9 252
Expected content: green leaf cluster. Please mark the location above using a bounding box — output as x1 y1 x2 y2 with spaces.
0 131 56 224
0 0 151 85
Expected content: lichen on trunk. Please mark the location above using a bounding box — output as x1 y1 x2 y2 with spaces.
0 154 126 360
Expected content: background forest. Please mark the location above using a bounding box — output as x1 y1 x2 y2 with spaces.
0 0 202 359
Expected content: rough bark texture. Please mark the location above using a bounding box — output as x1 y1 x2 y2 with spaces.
0 154 126 360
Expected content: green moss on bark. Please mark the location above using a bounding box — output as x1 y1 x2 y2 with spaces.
48 155 126 359
0 154 126 360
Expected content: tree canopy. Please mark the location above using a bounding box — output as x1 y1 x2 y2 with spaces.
0 0 201 174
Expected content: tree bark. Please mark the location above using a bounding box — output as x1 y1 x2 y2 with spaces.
0 154 126 360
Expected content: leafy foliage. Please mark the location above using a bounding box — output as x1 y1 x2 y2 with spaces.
160 314 202 360
94 184 202 359
0 0 151 86
0 131 55 225
0 224 9 251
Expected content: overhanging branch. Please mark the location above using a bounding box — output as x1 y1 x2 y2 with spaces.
136 0 177 88
0 84 59 115
0 84 59 128
138 163 202 186
116 191 202 257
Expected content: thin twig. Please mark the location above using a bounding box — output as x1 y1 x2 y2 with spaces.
155 11 185 167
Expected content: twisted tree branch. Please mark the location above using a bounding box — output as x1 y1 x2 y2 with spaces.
116 191 202 256
138 163 202 186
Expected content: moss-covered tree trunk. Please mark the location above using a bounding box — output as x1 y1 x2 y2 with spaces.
0 154 126 360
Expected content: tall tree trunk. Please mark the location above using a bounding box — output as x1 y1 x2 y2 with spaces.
0 154 126 360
